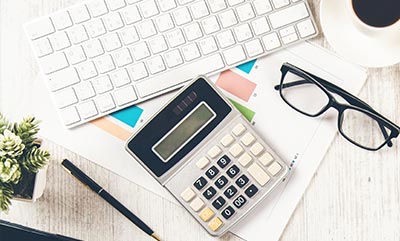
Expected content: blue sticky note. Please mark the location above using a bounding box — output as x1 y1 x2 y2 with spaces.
110 105 143 128
236 60 256 74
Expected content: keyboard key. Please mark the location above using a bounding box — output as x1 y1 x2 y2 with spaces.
110 69 131 87
164 49 183 68
268 2 309 29
236 3 255 22
48 68 81 91
218 9 237 28
240 132 255 146
194 176 208 190
282 33 299 45
253 0 272 15
92 75 113 93
206 166 219 179
85 19 107 38
220 134 234 147
217 155 231 168
113 48 133 67
165 29 186 48
244 184 258 198
203 186 217 200
173 7 192 25
234 24 252 42
106 0 127 10
235 174 249 188
49 32 71 51
248 163 270 186
208 146 222 159
201 16 220 35
74 81 96 100
208 217 223 231
54 88 78 108
180 187 196 202
130 42 150 60
77 100 98 119
95 54 116 73
227 164 240 178
158 0 177 11
51 11 73 30
207 0 227 13
128 62 148 81
83 39 105 58
190 197 205 211
182 43 201 61
267 161 282 176
250 142 264 156
271 0 290 9
238 153 252 167
147 56 166 74
229 143 243 157
216 30 235 49
121 5 142 24
135 53 224 97
244 39 264 58
139 0 159 18
39 52 69 74
148 36 168 54
69 5 91 24
227 0 243 6
33 38 53 57
262 32 281 51
184 23 203 41
137 20 157 38
199 207 214 222
215 175 228 189
251 17 271 36
221 206 235 219
65 46 87 65
67 25 89 44
196 157 210 169
103 12 124 31
77 61 98 80
60 107 81 126
95 93 116 112
259 152 274 166
118 27 140 45
190 1 209 19
223 46 246 65
155 14 175 32
87 0 109 17
102 33 122 51
223 185 237 199
296 19 316 38
233 195 247 209
26 17 55 40
212 196 226 210
113 85 138 106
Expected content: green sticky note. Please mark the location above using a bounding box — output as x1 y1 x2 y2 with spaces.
229 99 256 122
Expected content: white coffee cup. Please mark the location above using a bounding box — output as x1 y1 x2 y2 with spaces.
345 0 400 39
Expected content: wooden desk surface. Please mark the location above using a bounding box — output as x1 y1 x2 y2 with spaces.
1 0 399 240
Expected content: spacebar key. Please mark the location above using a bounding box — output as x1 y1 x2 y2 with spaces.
136 54 225 98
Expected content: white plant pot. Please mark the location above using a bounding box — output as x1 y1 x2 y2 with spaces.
13 165 48 203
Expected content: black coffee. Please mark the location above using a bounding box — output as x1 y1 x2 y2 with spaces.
352 0 400 27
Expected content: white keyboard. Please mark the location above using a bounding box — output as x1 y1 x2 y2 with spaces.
25 0 317 128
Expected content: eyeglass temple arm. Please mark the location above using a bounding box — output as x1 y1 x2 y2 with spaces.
274 79 394 147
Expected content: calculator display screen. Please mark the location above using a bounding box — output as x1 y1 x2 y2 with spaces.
154 102 215 162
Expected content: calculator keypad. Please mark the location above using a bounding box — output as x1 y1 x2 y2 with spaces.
174 120 288 234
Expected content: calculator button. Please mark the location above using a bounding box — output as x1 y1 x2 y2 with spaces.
205 166 219 179
224 185 238 199
229 143 244 157
208 146 222 158
221 206 235 219
203 186 217 200
194 176 208 190
199 207 215 222
212 196 226 210
240 132 255 146
248 163 270 186
190 197 205 211
267 161 282 176
244 184 258 198
259 152 274 166
180 187 196 202
217 155 231 168
196 157 210 169
238 153 252 167
232 123 246 136
235 174 249 188
215 175 229 189
250 142 264 156
233 195 247 209
208 217 223 231
220 134 234 147
227 164 240 178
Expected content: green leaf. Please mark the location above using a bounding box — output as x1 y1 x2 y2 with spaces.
0 182 13 212
13 116 40 147
21 146 49 173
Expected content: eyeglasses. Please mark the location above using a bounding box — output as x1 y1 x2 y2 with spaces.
274 62 400 151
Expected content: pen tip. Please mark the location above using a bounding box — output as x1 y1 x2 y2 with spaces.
151 233 161 241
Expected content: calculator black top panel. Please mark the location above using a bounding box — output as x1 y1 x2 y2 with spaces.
127 78 232 177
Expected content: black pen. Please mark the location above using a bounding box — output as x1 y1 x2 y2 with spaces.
61 159 161 241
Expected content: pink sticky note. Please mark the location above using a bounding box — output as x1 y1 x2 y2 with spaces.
216 70 257 102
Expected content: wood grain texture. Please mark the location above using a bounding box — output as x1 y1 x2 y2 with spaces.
0 0 399 241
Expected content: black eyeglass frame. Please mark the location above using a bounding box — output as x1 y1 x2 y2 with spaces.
274 62 400 151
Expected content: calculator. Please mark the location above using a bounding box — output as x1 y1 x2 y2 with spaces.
125 76 289 236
